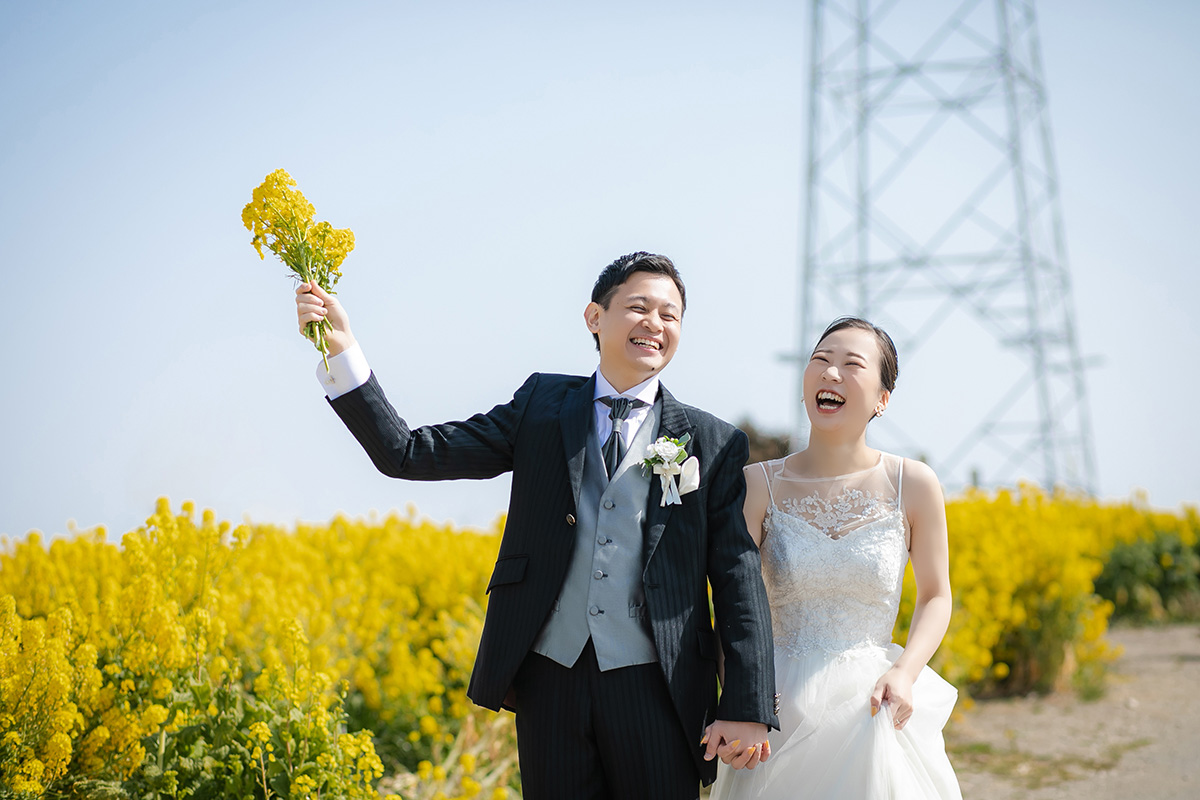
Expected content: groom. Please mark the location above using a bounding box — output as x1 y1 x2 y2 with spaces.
296 252 778 798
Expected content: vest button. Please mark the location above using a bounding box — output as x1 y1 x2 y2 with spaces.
588 605 600 616
597 535 608 545
603 499 615 509
566 513 576 525
593 570 604 580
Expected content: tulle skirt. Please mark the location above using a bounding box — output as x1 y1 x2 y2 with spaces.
710 644 962 800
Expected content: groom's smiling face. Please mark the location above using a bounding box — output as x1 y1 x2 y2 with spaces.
585 272 683 392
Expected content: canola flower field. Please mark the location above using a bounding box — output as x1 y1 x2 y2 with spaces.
2 488 1197 799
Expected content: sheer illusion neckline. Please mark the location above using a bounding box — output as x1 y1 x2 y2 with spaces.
773 452 884 482
758 452 909 546
765 503 898 545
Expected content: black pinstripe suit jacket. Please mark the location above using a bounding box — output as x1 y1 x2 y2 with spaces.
329 371 779 776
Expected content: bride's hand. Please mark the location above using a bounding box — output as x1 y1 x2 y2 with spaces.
870 667 915 730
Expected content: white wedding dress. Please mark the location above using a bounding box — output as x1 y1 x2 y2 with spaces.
711 453 961 800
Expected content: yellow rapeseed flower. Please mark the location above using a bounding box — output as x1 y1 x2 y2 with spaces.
249 721 272 743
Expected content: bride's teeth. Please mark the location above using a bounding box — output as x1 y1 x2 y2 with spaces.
816 391 844 405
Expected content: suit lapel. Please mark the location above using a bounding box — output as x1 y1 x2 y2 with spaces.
561 374 597 511
645 384 692 563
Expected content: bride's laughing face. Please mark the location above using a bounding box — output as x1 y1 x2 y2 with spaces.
804 327 890 433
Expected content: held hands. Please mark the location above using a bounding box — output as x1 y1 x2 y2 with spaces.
870 667 915 730
701 720 771 770
296 282 355 357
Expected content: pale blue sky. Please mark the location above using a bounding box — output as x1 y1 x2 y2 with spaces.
2 0 1197 539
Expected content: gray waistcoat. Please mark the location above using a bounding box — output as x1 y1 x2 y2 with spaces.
532 401 661 670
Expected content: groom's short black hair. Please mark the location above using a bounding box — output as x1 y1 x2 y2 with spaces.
590 252 687 349
592 252 686 311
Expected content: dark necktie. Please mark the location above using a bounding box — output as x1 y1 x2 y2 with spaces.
598 396 648 478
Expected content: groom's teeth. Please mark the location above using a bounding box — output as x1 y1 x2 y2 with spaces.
633 338 660 350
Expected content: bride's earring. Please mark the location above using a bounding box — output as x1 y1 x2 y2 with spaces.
874 407 883 417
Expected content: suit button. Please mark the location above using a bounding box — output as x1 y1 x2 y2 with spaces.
589 605 600 616
597 535 608 545
593 570 604 580
566 513 576 525
603 499 615 509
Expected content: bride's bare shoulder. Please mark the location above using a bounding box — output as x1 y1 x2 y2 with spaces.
743 459 772 479
741 461 776 545
901 457 947 534
901 457 942 497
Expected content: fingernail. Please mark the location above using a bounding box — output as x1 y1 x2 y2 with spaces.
700 733 709 745
729 739 741 749
870 707 878 717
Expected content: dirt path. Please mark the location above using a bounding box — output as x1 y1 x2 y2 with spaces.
948 623 1200 799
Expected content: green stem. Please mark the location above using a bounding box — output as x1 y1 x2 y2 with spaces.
157 726 166 773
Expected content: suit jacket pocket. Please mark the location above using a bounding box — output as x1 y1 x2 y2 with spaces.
486 555 529 593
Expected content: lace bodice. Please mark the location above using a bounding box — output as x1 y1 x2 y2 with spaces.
757 453 910 657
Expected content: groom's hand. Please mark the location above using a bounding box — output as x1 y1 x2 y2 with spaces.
701 720 771 770
296 282 355 356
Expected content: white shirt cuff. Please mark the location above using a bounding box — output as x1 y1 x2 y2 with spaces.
316 342 371 399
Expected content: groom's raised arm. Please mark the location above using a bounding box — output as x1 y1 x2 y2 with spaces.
329 371 535 481
297 281 533 481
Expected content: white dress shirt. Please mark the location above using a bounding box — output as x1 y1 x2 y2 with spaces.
592 370 659 451
317 342 372 400
317 346 660 451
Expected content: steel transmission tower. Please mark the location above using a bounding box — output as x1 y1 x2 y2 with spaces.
796 0 1096 492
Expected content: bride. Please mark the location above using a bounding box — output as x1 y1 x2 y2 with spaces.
709 317 962 799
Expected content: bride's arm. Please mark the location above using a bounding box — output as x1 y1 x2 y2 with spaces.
870 458 952 729
741 463 771 548
714 465 771 688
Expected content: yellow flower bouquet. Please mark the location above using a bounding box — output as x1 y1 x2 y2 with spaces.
242 169 354 368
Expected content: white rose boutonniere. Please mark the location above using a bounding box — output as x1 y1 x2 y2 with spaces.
642 434 701 506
